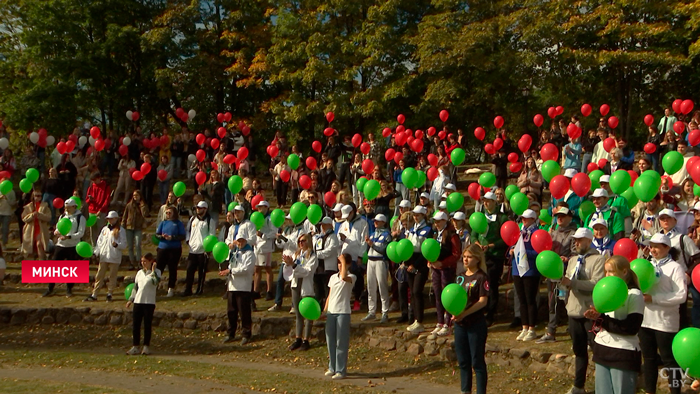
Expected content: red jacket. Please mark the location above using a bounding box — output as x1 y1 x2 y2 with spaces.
87 180 111 214
436 228 462 269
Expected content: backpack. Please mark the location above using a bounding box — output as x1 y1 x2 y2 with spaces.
187 214 213 236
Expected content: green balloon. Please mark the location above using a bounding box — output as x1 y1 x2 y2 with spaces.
401 168 418 189
441 283 468 316
124 283 135 300
306 204 323 225
213 241 229 263
505 184 519 201
672 327 700 379
363 179 381 200
203 235 218 253
589 169 604 191
362 250 368 264
469 212 488 234
227 202 238 212
289 202 307 225
76 241 93 258
633 173 661 202
416 170 427 188
447 192 464 212
621 187 638 208
579 200 595 221
397 238 414 262
69 196 82 210
642 169 661 183
386 241 400 263
539 210 552 225
541 160 561 182
250 211 265 230
609 170 631 195
510 192 528 216
694 184 700 197
662 150 684 175
0 180 11 195
535 251 564 280
299 297 322 320
287 153 300 170
19 178 33 193
356 177 368 193
173 181 186 197
228 176 243 194
151 234 160 245
592 276 628 313
270 208 285 228
421 238 440 262
86 213 98 227
25 168 40 183
630 258 657 294
451 148 466 166
56 217 72 236
478 172 496 188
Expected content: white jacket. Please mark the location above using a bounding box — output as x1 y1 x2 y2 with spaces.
275 224 306 258
95 225 127 264
186 214 217 254
130 268 161 305
430 170 446 208
339 216 368 261
226 245 256 292
642 257 687 333
55 211 87 248
0 189 16 216
255 215 278 254
225 219 257 248
283 251 318 297
314 229 340 271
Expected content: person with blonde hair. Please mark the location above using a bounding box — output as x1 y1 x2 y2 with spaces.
284 232 318 351
21 189 51 260
85 211 127 302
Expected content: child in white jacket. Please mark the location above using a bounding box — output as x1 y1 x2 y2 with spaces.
85 211 126 302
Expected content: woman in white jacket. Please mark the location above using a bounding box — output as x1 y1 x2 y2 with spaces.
126 253 161 355
220 233 256 345
85 211 127 302
283 233 318 351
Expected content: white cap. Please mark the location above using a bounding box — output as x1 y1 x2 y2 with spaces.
564 168 577 178
591 188 609 198
658 209 677 220
341 205 354 219
521 209 537 219
420 192 430 199
433 212 449 221
650 233 672 247
373 214 387 223
453 212 466 221
590 218 608 228
554 207 570 216
441 193 448 199
285 214 291 219
573 228 594 239
256 200 270 207
106 211 119 219
321 217 333 225
445 183 457 191
399 200 411 208
233 205 245 212
483 192 497 201
599 175 610 183
65 199 77 207
438 201 447 209
196 201 209 209
412 206 427 215
693 202 700 211
332 203 344 212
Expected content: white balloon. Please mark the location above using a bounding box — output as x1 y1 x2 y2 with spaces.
0 138 8 150
46 136 55 146
79 136 87 148
126 110 133 121
122 137 131 146
188 154 196 162
188 109 196 120
29 132 39 144
88 136 96 146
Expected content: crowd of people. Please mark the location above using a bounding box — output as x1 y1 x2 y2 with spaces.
2 105 700 394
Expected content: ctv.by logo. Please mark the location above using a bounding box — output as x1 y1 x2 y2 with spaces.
659 368 693 388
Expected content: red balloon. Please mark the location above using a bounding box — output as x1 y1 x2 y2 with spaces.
90 126 101 139
427 154 438 167
210 138 220 150
411 139 424 153
158 136 167 146
690 160 700 185
415 130 424 140
393 151 404 164
280 170 291 183
571 173 591 197
438 130 446 140
625 170 637 186
196 133 205 145
500 221 520 247
131 170 144 181
56 141 67 155
493 138 503 151
439 110 449 122
587 162 599 173
221 112 231 122
312 141 322 153
474 127 485 141
396 125 405 133
68 134 78 143
533 114 544 127
540 143 559 161
608 116 619 129
674 121 685 135
241 126 251 136
381 128 391 138
53 198 64 209
507 152 519 163
306 156 317 170
141 162 151 175
598 158 608 169
217 127 226 139
518 134 532 153
550 175 570 199
691 265 700 293
268 145 279 157
547 107 557 119
555 106 564 116
532 229 553 253
672 99 683 114
493 116 504 129
94 139 105 151
299 175 311 189
427 167 439 182
484 143 495 155
567 123 581 139
644 143 657 154
157 169 167 181
196 149 206 162
603 137 616 152
324 191 336 207
581 104 592 117
362 159 375 175
427 126 436 137
217 113 225 123
324 127 335 137
360 142 370 155
406 135 415 147
195 171 207 186
38 128 47 137
600 104 610 116
175 107 185 117
690 130 700 147
326 112 335 123
352 133 362 147
224 154 236 164
118 144 128 156
385 148 396 161
644 114 654 127
0 171 10 180
468 182 481 200
395 132 407 146
397 114 405 125
65 140 76 152
237 147 249 161
132 111 140 121
509 162 523 173
613 238 638 262
238 121 245 130
682 100 694 115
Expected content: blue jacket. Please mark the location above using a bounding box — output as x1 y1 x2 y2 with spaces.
156 220 186 249
563 142 582 170
393 169 403 184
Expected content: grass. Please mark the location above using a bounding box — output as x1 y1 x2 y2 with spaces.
0 378 138 394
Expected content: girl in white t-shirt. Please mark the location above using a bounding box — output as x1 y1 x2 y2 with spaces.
126 253 161 356
323 253 356 380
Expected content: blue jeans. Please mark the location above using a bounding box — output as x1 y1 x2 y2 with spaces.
594 363 638 394
275 266 286 306
158 181 170 206
326 313 351 376
580 153 592 173
646 152 661 174
454 318 488 394
42 193 57 225
690 285 700 329
126 229 142 264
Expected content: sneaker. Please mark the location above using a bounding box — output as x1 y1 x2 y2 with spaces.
300 340 310 351
331 373 345 380
222 336 235 344
380 313 389 324
388 301 399 312
267 304 281 312
361 313 376 322
536 333 556 344
289 307 296 315
522 330 538 342
126 346 140 355
83 295 97 302
430 324 443 335
516 329 528 341
406 321 418 331
352 300 360 312
407 322 425 334
288 339 302 351
565 386 586 394
325 370 335 377
509 317 522 329
240 337 250 346
42 289 53 297
66 290 73 298
166 288 175 297
106 294 112 302
141 346 150 355
436 326 450 337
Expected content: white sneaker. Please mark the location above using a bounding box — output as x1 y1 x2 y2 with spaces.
325 370 334 377
267 304 281 312
289 307 296 315
408 322 425 334
522 330 538 342
331 373 345 380
141 346 150 355
430 324 443 335
516 329 528 341
126 346 140 355
166 288 175 297
361 313 376 321
565 386 587 394
406 321 418 331
436 326 450 337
